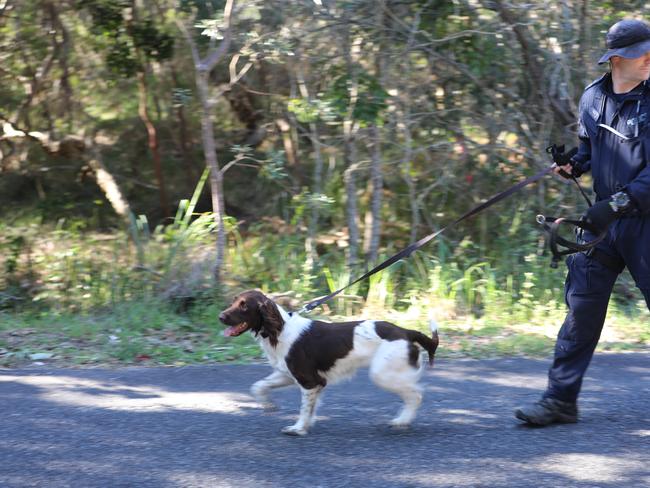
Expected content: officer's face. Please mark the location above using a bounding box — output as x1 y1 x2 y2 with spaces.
611 51 650 83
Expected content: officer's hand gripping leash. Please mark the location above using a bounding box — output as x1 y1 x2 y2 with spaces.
536 145 607 268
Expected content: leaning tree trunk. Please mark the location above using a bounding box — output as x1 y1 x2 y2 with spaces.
86 141 132 223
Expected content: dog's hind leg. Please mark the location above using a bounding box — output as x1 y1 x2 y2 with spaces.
251 370 294 410
281 385 323 436
387 383 423 428
369 341 424 428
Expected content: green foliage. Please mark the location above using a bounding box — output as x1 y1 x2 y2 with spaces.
323 70 389 126
287 98 338 124
230 145 288 182
195 17 227 40
172 88 193 107
105 39 139 77
287 98 319 123
77 0 129 35
78 0 174 77
131 19 175 62
2 217 647 366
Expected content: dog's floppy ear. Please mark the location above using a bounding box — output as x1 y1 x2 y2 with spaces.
258 298 284 347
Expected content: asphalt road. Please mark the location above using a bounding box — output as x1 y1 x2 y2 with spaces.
1 353 649 488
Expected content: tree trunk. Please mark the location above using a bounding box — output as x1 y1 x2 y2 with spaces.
305 121 323 270
343 130 360 270
365 124 382 263
86 142 132 224
196 72 226 284
137 71 170 218
176 0 235 285
294 54 324 269
171 68 197 188
340 19 361 271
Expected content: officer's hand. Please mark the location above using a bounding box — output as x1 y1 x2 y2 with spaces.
552 163 574 179
548 145 578 179
551 146 578 166
583 200 618 234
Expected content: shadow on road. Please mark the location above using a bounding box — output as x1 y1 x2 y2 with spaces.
1 354 649 487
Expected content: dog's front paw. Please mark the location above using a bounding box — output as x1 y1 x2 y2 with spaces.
281 425 308 436
250 390 275 411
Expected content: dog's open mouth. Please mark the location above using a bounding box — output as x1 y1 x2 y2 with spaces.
223 322 249 337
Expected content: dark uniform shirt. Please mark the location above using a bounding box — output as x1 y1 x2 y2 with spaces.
572 73 650 212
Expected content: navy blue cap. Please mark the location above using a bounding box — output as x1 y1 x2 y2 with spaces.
598 19 650 64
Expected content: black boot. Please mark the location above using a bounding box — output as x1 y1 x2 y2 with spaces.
515 397 578 426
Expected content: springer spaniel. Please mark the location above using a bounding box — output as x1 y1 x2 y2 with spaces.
219 290 439 436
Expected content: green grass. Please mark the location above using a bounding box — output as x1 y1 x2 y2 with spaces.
1 209 648 367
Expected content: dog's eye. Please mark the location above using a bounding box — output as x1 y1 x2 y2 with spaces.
238 300 248 311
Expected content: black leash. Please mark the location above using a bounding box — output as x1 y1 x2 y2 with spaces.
536 145 605 268
535 215 607 268
300 165 556 313
545 145 593 208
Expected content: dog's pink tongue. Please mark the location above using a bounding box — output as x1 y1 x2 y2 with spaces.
223 326 239 337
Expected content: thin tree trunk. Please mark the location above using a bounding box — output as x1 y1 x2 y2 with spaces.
171 68 197 188
177 0 235 284
276 118 298 168
294 55 324 268
137 71 170 218
365 123 382 263
306 122 323 264
196 72 226 284
341 22 361 271
403 134 420 245
365 2 386 264
344 131 360 270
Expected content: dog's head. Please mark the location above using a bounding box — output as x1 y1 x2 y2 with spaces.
218 290 285 346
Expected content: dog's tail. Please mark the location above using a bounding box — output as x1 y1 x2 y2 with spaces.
409 320 439 367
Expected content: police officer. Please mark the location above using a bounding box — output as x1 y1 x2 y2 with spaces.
516 19 650 426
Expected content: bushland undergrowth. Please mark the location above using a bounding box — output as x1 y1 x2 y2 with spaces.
1 202 648 367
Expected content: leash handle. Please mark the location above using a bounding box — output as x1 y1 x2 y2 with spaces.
301 165 554 313
536 214 606 267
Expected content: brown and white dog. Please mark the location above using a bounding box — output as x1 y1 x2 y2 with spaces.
219 290 439 436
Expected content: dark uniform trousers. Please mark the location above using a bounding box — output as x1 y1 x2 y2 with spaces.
545 214 650 403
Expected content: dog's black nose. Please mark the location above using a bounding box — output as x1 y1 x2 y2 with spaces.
218 312 226 322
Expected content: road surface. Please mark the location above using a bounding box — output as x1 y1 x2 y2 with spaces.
1 353 649 487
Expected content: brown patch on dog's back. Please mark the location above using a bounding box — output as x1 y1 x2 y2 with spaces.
286 321 358 389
